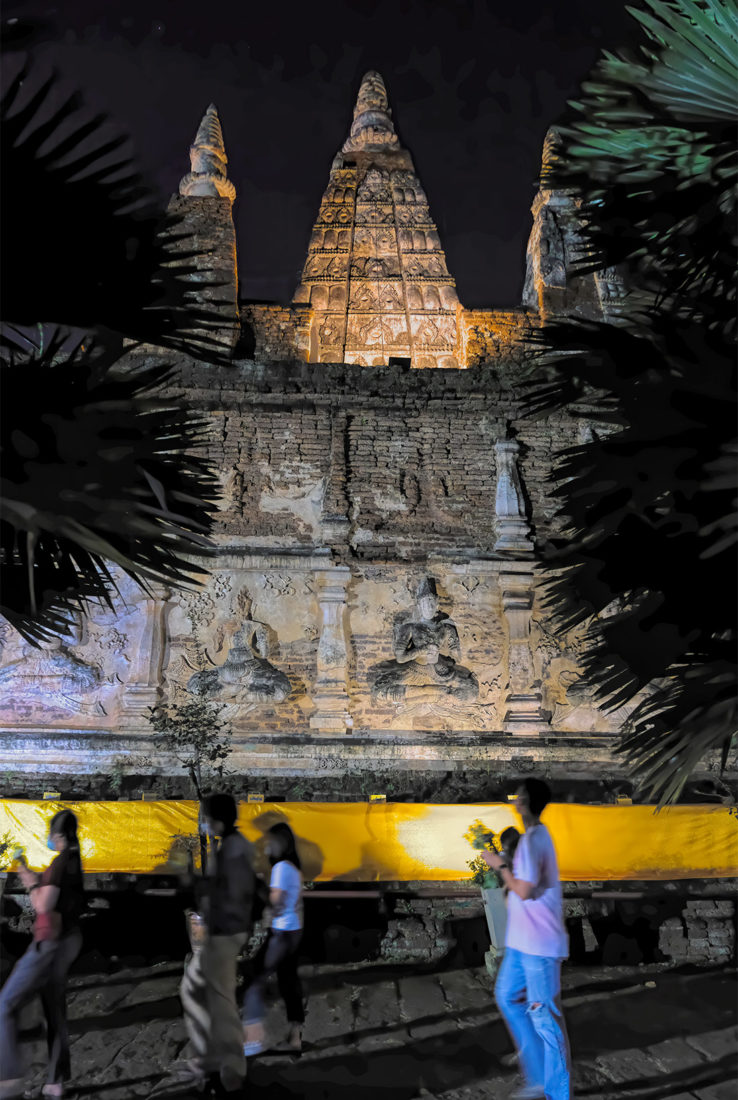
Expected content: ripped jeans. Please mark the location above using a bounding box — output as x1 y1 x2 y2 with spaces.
495 947 571 1100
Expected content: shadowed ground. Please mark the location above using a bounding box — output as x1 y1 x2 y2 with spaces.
11 952 737 1099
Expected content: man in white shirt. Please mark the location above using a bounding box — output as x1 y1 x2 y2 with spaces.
482 777 571 1100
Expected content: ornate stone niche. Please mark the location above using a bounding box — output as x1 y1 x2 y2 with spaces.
187 620 291 705
370 577 480 729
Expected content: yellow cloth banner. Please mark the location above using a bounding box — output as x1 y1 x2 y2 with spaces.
0 800 736 881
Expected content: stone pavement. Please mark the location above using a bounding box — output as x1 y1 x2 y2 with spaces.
14 955 737 1099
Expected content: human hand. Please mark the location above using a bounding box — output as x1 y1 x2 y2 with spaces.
481 849 506 871
18 866 37 889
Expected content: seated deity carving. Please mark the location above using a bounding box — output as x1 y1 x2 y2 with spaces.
370 578 478 717
187 621 290 704
0 633 101 710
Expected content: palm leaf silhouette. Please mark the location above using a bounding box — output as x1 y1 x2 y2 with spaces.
1 335 220 644
521 0 737 805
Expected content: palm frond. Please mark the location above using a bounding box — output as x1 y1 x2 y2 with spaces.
1 60 233 359
0 338 220 644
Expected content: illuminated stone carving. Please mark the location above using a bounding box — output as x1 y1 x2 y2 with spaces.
494 438 534 555
187 620 290 704
0 629 102 714
522 127 624 319
178 104 236 200
294 72 460 368
122 587 171 714
342 70 400 153
371 578 479 724
310 567 353 732
500 569 548 735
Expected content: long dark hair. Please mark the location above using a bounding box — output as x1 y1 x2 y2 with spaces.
49 809 83 883
49 809 80 852
267 822 301 871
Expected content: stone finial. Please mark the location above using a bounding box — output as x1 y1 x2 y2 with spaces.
493 438 534 554
342 71 400 153
178 104 236 201
540 126 563 188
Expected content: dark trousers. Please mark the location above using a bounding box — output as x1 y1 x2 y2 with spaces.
0 929 82 1084
242 929 304 1026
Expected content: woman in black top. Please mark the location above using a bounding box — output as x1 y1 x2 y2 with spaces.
0 810 84 1100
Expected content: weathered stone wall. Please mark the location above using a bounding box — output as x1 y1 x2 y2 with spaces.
240 304 313 363
459 307 540 368
166 195 240 352
0 353 704 782
658 899 736 966
174 358 583 551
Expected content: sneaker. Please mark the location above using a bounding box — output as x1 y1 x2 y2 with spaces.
242 1040 263 1057
509 1086 546 1100
499 1051 519 1068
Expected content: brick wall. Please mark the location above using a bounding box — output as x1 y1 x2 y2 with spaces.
659 899 736 965
170 357 586 553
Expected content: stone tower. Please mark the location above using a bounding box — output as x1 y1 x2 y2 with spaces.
522 127 624 320
166 104 240 353
293 72 461 368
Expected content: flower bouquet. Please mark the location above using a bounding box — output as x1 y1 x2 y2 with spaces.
463 819 503 890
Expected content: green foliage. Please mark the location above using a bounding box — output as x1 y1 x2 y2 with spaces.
550 0 737 320
466 854 500 890
0 831 23 871
105 754 155 795
463 820 502 889
148 693 232 802
522 0 737 805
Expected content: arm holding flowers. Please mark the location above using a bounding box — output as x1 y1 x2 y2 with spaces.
480 847 535 901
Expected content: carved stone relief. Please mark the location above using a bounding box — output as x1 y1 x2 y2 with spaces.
370 577 486 729
310 567 353 732
292 71 459 369
187 620 291 705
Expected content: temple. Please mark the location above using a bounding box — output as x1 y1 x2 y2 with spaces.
293 71 461 368
0 73 729 807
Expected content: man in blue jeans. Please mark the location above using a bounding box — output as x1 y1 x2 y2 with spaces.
482 777 571 1100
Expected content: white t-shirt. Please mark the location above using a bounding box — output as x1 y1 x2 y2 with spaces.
270 860 303 931
505 822 568 958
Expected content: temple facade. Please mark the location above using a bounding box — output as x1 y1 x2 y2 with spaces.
1 72 719 803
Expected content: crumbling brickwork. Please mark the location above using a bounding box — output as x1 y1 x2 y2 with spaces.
658 899 736 965
240 304 313 362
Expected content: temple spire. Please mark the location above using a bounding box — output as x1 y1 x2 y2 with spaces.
342 71 399 153
179 104 236 201
294 71 461 369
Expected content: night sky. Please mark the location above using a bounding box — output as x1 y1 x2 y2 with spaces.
8 0 643 306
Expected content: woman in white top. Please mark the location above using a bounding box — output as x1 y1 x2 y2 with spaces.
242 823 304 1057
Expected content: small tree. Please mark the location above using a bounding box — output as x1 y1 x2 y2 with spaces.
148 693 232 873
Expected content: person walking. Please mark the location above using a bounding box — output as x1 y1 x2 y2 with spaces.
482 778 571 1100
242 822 305 1058
0 809 85 1100
180 793 255 1096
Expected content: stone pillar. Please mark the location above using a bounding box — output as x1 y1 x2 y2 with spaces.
310 567 353 733
493 438 533 555
500 569 547 735
122 587 171 714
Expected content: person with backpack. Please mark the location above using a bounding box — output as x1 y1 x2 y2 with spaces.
0 809 85 1100
242 822 305 1058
